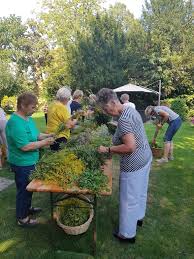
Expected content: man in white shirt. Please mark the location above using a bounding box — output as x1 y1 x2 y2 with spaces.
120 93 136 109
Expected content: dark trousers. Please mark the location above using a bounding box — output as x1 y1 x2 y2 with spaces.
11 164 35 219
44 113 47 124
50 137 67 151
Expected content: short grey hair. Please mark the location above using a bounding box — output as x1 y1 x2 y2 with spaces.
72 89 83 100
96 88 118 107
145 105 154 117
56 87 71 101
120 93 129 102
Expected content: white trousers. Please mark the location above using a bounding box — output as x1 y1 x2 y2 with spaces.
119 159 152 238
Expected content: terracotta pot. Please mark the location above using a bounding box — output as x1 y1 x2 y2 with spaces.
151 147 163 158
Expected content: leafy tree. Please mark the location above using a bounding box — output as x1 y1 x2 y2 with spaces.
142 0 194 96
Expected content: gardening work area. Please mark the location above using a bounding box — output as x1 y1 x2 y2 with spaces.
0 113 194 258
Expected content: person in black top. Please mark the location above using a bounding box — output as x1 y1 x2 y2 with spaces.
70 90 83 114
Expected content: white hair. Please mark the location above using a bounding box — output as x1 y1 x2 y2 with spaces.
120 93 129 102
56 87 71 101
145 105 154 117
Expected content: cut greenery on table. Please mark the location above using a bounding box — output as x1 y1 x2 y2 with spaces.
31 125 112 193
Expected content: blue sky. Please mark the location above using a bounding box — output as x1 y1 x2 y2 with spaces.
0 0 145 21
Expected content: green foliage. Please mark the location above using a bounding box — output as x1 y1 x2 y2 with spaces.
182 94 194 109
59 198 90 226
188 109 194 119
1 96 17 114
72 145 110 172
142 0 194 96
171 98 188 121
31 149 85 189
68 12 129 91
78 170 108 193
92 108 111 126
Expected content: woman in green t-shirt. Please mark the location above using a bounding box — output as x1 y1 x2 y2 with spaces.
6 93 54 227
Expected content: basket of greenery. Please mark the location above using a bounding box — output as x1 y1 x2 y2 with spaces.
151 143 163 158
55 196 94 235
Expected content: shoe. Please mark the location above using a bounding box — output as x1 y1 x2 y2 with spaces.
137 220 143 227
113 230 136 243
156 157 168 164
18 217 38 227
28 207 42 215
168 156 174 161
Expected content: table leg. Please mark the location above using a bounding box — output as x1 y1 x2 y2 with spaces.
50 192 53 220
93 195 97 257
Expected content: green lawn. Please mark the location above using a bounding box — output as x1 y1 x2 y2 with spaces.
0 113 194 258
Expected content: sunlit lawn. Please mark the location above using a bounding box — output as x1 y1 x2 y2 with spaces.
0 113 194 258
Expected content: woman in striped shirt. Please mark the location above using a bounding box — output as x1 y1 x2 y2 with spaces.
97 88 152 243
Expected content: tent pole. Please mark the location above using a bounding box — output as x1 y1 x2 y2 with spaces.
158 80 161 105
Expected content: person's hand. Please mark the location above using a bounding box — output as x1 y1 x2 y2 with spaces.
156 123 162 129
98 145 108 153
66 119 78 129
85 110 94 118
47 133 55 138
43 137 55 146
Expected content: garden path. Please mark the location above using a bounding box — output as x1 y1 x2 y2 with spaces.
0 177 14 191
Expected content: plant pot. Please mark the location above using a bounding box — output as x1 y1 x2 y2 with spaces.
55 195 94 235
151 147 163 158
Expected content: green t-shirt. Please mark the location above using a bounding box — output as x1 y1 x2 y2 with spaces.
6 113 40 166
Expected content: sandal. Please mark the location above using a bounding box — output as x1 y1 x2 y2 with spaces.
17 217 38 227
28 207 42 215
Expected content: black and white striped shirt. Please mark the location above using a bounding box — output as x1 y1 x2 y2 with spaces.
112 107 152 172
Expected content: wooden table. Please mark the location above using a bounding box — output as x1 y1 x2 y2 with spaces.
26 159 112 257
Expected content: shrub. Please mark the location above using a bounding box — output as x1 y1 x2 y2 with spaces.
171 98 188 121
183 94 194 109
188 109 194 119
160 99 172 107
1 96 17 114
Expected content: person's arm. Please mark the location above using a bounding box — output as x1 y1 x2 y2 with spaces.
98 133 136 154
157 110 169 127
152 126 160 145
21 137 54 151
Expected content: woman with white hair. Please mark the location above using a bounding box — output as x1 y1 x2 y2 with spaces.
70 89 84 114
120 93 136 109
46 87 77 151
97 88 152 243
145 105 182 163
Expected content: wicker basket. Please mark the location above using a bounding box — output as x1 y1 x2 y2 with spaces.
55 195 94 235
151 147 163 158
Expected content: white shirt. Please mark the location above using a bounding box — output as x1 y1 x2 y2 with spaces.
67 99 72 114
0 108 7 121
123 102 136 109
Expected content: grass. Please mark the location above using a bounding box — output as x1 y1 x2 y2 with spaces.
0 113 194 258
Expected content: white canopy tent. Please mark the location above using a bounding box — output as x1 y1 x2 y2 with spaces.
113 81 161 105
